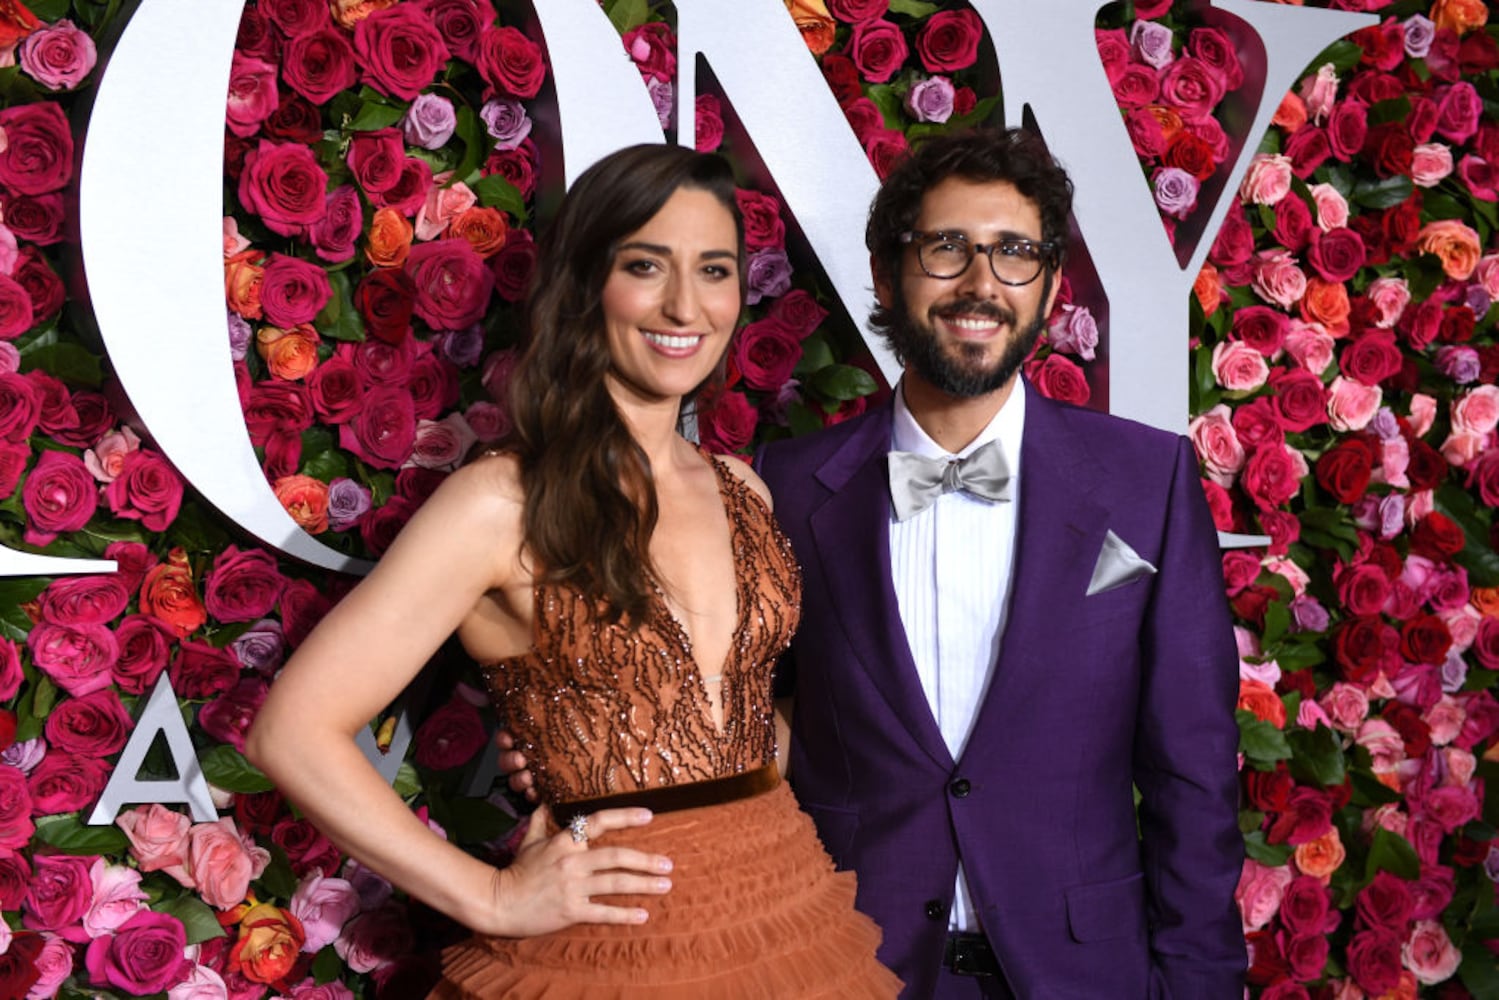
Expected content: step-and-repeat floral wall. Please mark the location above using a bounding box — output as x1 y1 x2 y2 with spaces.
0 0 1496 996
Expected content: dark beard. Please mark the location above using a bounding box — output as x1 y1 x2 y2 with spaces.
883 286 1049 399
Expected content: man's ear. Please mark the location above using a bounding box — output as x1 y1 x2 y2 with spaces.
872 253 894 310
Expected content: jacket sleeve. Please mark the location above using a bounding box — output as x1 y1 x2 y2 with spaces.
1134 436 1247 998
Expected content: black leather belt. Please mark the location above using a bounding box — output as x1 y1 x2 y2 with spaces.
944 932 1002 977
555 763 779 825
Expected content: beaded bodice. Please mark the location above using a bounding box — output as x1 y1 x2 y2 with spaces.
479 457 801 805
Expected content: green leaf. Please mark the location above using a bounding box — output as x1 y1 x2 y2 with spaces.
20 343 104 387
1422 191 1469 222
34 814 131 855
1350 175 1413 211
1312 39 1367 75
794 332 836 376
156 895 227 944
451 105 487 186
1365 826 1421 881
26 0 72 20
1243 829 1294 867
1273 642 1326 672
1261 600 1290 648
256 843 299 901
317 269 367 344
1459 948 1499 1000
472 173 528 223
1367 96 1412 126
810 364 878 402
1348 767 1401 808
199 745 276 793
1237 710 1292 769
889 0 941 17
348 100 406 132
605 0 651 33
302 448 350 483
1287 724 1347 788
444 796 517 845
312 945 344 984
393 761 422 799
865 84 904 128
1435 485 1499 588
787 401 824 438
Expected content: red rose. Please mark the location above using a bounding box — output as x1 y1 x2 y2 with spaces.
405 238 493 330
346 128 405 195
281 26 356 104
0 273 34 340
1384 702 1432 758
14 246 64 323
357 493 416 556
27 372 74 438
21 449 97 545
205 545 288 623
1026 354 1091 406
915 9 981 73
0 852 31 909
1405 437 1449 492
1159 57 1226 119
350 336 416 386
736 188 785 252
769 289 829 339
1437 305 1475 344
1327 99 1369 161
260 253 333 328
1124 108 1168 159
169 640 239 700
1410 511 1465 562
1187 25 1244 89
1333 615 1399 683
418 0 493 63
698 389 757 455
238 140 329 238
827 0 887 21
820 52 862 106
1209 207 1255 269
112 614 175 694
1267 368 1326 433
260 0 331 34
39 574 130 627
1163 131 1216 181
1315 438 1374 504
1356 871 1414 932
105 449 184 532
0 933 43 1000
0 101 72 194
483 138 537 200
235 789 285 836
621 21 675 83
865 129 908 180
1397 296 1442 351
477 25 545 99
1270 195 1312 253
44 688 133 756
843 98 884 143
4 191 64 244
270 816 342 876
243 380 314 445
339 386 416 469
695 93 724 152
1339 330 1402 386
236 6 280 62
396 465 446 502
406 350 459 419
264 92 325 144
1281 125 1329 178
1364 122 1414 178
280 578 332 648
1306 227 1366 283
307 355 365 423
355 267 417 344
1334 562 1391 616
1233 306 1289 357
1266 786 1333 845
489 227 536 302
1282 933 1329 984
414 696 487 770
27 750 108 814
0 765 34 851
23 854 92 932
1401 614 1453 666
353 5 450 100
1111 64 1158 110
846 17 907 83
49 389 112 449
1245 765 1294 812
198 677 270 753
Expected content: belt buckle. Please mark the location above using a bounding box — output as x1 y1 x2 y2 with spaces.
947 934 995 978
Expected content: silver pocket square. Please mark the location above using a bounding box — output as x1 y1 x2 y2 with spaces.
1086 530 1157 596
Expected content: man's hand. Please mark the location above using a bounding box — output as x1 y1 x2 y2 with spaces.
496 728 540 803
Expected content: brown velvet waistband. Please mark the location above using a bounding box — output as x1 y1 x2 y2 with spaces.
555 763 780 825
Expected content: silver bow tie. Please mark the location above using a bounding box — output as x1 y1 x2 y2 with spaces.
887 439 1012 521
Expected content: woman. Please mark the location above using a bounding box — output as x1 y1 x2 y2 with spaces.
247 144 899 998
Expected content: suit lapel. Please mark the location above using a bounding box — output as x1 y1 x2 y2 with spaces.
808 406 954 770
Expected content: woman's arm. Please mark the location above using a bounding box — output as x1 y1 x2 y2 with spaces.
246 459 671 936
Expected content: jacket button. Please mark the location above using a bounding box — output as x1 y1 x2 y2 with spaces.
924 899 945 921
949 778 972 798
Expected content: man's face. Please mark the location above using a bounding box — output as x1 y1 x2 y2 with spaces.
875 177 1060 399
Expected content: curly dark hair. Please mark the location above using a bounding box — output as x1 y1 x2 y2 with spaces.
865 127 1073 341
502 144 743 622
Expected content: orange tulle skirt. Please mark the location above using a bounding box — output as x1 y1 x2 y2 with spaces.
431 780 901 998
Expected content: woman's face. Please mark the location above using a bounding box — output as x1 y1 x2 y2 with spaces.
600 185 741 410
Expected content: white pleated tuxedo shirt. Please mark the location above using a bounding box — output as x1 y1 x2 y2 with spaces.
888 379 1025 933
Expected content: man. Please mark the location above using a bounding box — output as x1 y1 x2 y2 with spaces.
751 127 1245 998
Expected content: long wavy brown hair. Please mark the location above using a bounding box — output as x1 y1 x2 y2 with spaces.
502 144 744 622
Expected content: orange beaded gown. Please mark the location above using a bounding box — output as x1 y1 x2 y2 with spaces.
431 455 900 998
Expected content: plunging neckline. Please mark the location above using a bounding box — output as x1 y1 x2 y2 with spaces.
647 450 744 737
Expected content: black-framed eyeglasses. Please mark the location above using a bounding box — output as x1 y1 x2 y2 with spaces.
900 230 1060 286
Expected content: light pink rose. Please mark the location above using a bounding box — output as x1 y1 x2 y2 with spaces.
1442 746 1476 787
1309 182 1349 230
414 175 477 241
1298 699 1332 731
1265 556 1310 596
1235 858 1294 932
1371 435 1409 489
1326 375 1382 432
1189 405 1244 486
1284 322 1335 374
1046 303 1097 361
1440 605 1481 654
1406 489 1435 525
1321 682 1370 732
1408 394 1437 437
1363 802 1409 839
1439 430 1485 467
0 224 18 276
464 400 507 443
289 871 362 952
1403 920 1461 984
1357 718 1406 774
117 804 193 885
224 51 279 138
26 934 74 1000
18 19 96 90
84 858 148 938
85 426 142 483
407 413 476 471
1411 143 1455 187
1239 153 1294 205
1211 340 1270 392
1475 254 1499 299
186 818 258 909
1251 250 1307 309
1452 385 1499 436
1298 62 1338 124
1365 276 1411 329
166 964 228 1000
223 217 251 258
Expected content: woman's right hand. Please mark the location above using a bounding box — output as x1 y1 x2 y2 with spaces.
485 806 673 937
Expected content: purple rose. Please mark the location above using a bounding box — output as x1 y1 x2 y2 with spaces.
647 78 673 130
18 19 97 90
22 450 97 545
1047 304 1099 361
1152 166 1199 220
327 478 373 531
1435 345 1480 384
439 324 485 368
1404 14 1435 59
479 96 531 150
1290 594 1330 633
228 311 252 361
1129 20 1175 70
403 93 457 150
405 239 494 330
745 249 792 306
230 618 287 673
905 75 955 124
85 910 190 994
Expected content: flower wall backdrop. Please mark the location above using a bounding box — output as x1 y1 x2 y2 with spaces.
0 0 1494 996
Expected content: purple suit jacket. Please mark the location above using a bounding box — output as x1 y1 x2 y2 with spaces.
755 386 1246 999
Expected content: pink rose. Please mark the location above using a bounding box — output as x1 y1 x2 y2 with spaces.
1239 153 1294 205
289 872 361 953
1188 405 1244 487
1241 442 1308 511
1047 304 1098 360
1306 227 1366 283
117 804 193 883
18 18 96 90
28 621 118 696
166 964 228 1000
346 128 405 196
83 859 148 939
170 641 240 700
1026 354 1091 406
282 27 358 104
0 102 73 195
24 854 94 933
410 414 475 470
260 254 333 329
1283 323 1334 374
205 546 288 623
1325 375 1381 432
1298 63 1339 124
1364 276 1410 328
622 21 674 82
1320 682 1369 732
85 909 190 995
846 18 907 83
404 238 493 330
27 933 74 1000
105 449 184 531
85 426 142 483
1231 305 1288 357
187 818 264 910
1250 250 1307 310
1211 340 1269 392
736 189 785 252
1403 919 1461 985
414 177 477 241
1452 385 1499 435
1159 56 1226 119
39 574 130 628
1410 143 1454 187
22 449 98 545
1235 858 1294 932
0 764 34 850
238 141 329 238
1308 182 1348 229
225 51 279 138
28 751 109 814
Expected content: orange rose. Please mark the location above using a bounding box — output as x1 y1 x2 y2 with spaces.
786 0 836 56
1292 826 1345 881
1193 263 1221 316
330 0 397 29
1271 92 1307 133
225 250 265 320
1415 219 1482 280
256 324 321 381
0 0 40 47
1471 587 1499 618
1145 105 1185 143
449 206 510 258
1237 678 1286 728
1375 970 1418 1000
1299 277 1351 336
140 548 206 638
1432 0 1488 34
365 208 414 269
273 474 330 534
229 902 306 985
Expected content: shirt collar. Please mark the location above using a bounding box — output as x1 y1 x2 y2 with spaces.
891 377 1027 470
